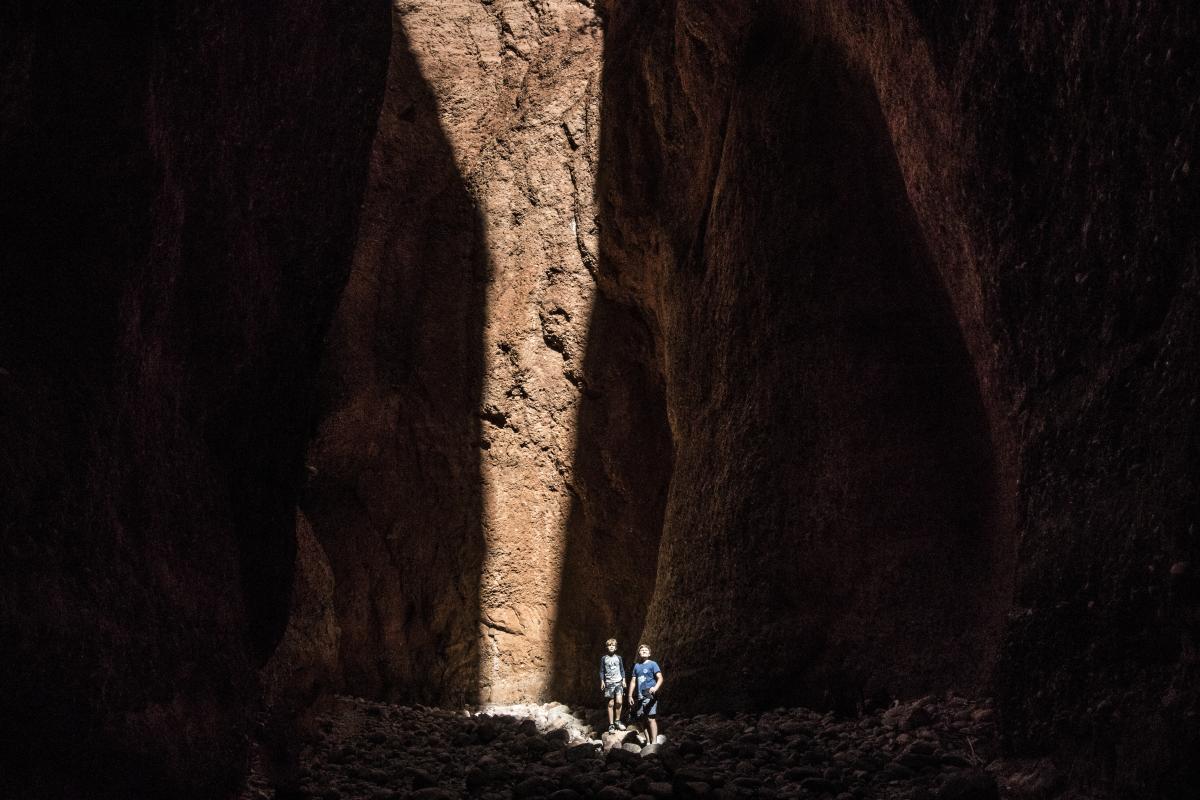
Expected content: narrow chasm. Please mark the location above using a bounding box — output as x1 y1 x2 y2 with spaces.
4 1 1198 799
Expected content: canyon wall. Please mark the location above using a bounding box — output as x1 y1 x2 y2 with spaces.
2 0 1194 796
0 2 390 797
304 0 612 705
598 3 1014 716
304 12 1198 796
596 0 1198 795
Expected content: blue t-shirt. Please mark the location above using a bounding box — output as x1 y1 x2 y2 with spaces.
633 659 661 698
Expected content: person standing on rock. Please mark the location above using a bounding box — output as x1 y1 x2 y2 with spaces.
628 642 664 744
599 638 628 732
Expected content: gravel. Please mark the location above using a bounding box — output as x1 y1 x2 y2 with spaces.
239 693 1050 799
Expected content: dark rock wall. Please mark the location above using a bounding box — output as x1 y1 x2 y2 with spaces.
596 0 1014 712
303 14 489 706
597 0 1198 794
0 2 389 797
258 512 343 793
935 6 1200 793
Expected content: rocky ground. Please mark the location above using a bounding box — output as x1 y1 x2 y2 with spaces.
241 694 1083 800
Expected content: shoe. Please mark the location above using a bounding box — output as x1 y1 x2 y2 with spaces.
607 724 616 733
616 722 627 731
655 734 666 745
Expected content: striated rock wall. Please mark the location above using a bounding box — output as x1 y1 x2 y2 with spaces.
597 0 1014 714
0 2 390 796
596 0 1199 795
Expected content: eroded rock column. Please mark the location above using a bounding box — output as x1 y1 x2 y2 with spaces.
306 0 603 703
459 0 604 700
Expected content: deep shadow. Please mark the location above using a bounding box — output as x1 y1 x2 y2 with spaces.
550 4 1012 713
548 296 674 704
0 1 390 796
301 13 489 706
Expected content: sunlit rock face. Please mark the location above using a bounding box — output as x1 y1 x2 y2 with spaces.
0 3 389 797
597 1 1199 796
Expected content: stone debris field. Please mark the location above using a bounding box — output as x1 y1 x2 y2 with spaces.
242 694 1078 799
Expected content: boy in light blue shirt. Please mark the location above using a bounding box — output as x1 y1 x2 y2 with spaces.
599 637 627 732
627 642 664 743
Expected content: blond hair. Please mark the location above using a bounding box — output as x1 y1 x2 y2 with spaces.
605 638 618 647
637 642 651 654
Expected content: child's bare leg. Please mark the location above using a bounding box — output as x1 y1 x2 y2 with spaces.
614 695 623 723
648 717 658 741
606 696 615 726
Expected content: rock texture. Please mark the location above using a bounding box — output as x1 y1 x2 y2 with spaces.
593 1 1199 796
5 1 1196 797
302 6 1198 796
594 2 1016 713
304 0 613 705
0 2 389 797
243 694 1008 800
257 512 344 794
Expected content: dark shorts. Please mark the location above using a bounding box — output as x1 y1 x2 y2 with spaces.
603 682 624 699
634 694 658 718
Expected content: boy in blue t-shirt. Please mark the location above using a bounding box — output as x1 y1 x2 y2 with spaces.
627 642 664 742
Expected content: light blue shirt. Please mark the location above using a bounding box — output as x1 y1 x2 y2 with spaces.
600 653 625 685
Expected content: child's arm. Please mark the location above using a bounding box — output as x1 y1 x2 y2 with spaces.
650 670 663 696
599 657 605 691
627 673 637 702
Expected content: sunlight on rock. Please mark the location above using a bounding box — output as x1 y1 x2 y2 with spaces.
472 702 597 745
